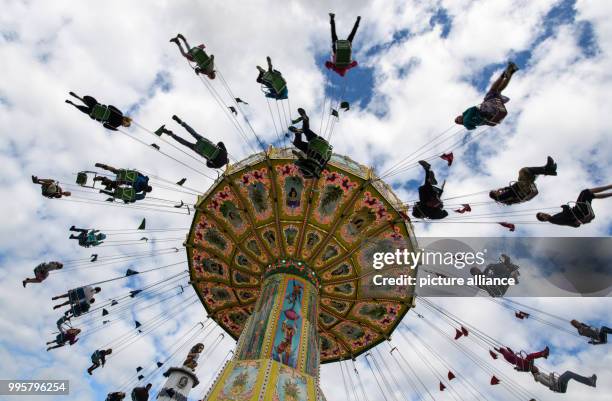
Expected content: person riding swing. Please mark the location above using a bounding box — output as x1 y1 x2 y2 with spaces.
256 56 288 100
536 185 612 227
455 62 518 130
490 156 557 205
23 261 63 287
52 285 101 318
69 226 106 248
32 176 71 199
156 115 229 169
100 186 147 204
65 92 132 131
288 108 332 179
169 34 216 80
325 13 361 77
93 163 152 194
411 161 448 220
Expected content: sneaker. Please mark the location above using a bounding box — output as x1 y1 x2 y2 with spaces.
154 125 166 136
544 156 557 176
591 374 597 387
418 160 431 170
31 175 38 183
506 61 519 74
288 126 300 134
169 36 179 43
542 346 550 359
69 225 76 231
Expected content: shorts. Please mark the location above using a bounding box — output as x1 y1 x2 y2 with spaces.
577 189 595 204
484 90 510 103
34 268 49 280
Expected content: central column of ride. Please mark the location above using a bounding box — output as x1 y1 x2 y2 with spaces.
205 259 321 401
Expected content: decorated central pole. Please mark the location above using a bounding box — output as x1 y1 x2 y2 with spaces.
204 259 321 401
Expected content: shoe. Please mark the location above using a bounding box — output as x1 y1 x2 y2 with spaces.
154 125 166 136
506 61 519 74
169 36 179 43
22 280 26 288
591 374 597 387
31 175 38 183
329 13 335 19
172 115 182 124
542 346 550 359
69 225 76 231
288 126 299 133
418 160 431 170
544 156 557 176
356 16 362 22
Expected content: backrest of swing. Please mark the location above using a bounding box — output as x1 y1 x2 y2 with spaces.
70 300 89 317
262 70 287 94
569 201 595 224
509 181 538 202
334 40 352 67
42 182 60 196
195 138 220 160
116 186 135 201
190 47 212 69
295 158 321 179
116 169 138 185
307 137 333 164
90 104 111 121
76 172 88 186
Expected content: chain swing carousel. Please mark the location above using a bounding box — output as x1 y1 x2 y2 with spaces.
28 10 609 401
186 148 419 400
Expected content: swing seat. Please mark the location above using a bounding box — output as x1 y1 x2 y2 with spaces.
76 172 88 186
262 70 287 95
306 137 333 166
90 104 111 121
292 138 332 179
195 138 220 161
568 201 595 224
42 182 61 197
190 47 213 71
116 169 139 186
115 187 136 203
67 287 90 317
508 181 538 203
76 171 99 188
68 287 87 304
295 158 322 179
334 40 353 68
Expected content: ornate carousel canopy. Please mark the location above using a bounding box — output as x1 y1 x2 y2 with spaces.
187 148 419 362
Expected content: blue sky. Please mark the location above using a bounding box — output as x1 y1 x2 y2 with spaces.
1 1 612 400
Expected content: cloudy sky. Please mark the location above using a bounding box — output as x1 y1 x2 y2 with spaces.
1 0 611 400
